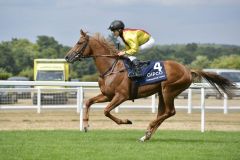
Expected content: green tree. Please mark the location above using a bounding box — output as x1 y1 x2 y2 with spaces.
36 36 60 52
11 38 38 74
71 59 96 78
190 56 211 69
18 67 34 80
210 55 240 69
0 68 12 80
36 35 65 58
0 42 16 73
1 34 240 80
185 43 198 52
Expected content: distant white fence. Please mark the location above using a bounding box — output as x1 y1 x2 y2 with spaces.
0 81 239 132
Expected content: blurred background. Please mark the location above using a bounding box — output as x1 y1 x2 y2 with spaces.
0 0 240 81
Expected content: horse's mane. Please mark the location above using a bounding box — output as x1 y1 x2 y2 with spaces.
93 33 118 55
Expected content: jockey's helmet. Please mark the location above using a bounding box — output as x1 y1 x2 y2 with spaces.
108 20 125 31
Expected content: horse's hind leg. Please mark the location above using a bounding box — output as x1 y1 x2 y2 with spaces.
140 91 176 142
84 93 110 132
104 93 132 125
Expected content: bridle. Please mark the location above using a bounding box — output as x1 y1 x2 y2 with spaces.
73 35 119 60
73 35 90 60
72 35 125 77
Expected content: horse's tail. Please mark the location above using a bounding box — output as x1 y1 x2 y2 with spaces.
191 70 236 97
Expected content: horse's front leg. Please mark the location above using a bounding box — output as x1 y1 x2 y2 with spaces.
84 93 110 132
104 93 132 125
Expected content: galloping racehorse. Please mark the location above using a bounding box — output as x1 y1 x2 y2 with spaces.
65 30 235 142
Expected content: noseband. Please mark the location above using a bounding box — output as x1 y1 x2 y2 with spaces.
74 36 90 59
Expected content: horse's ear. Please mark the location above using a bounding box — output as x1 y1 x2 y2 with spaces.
80 29 87 37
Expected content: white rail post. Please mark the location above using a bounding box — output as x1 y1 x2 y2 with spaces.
187 88 192 114
151 94 156 113
201 87 205 133
77 88 80 113
223 93 228 114
0 93 1 109
37 88 41 113
78 87 84 131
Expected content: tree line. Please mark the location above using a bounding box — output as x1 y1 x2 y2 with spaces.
0 35 240 81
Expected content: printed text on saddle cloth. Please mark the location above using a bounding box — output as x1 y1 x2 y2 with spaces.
137 61 167 86
147 62 163 78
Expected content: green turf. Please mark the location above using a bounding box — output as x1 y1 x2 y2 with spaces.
0 130 239 160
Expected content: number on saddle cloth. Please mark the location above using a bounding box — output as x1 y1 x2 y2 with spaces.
122 59 167 86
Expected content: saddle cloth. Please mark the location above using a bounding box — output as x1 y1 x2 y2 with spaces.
123 59 167 86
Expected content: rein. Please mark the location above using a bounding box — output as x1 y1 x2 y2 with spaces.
87 55 126 78
85 55 119 58
74 35 125 78
98 58 126 78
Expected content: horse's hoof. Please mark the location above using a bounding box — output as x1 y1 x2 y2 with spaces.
84 127 88 132
126 119 132 124
139 136 146 142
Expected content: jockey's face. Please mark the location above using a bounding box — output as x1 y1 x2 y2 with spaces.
112 30 120 37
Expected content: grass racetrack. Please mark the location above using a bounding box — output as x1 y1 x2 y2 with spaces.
1 95 240 160
0 130 240 160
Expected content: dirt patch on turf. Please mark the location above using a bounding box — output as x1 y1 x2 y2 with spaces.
0 109 240 131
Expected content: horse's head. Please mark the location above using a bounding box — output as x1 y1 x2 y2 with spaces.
65 29 91 63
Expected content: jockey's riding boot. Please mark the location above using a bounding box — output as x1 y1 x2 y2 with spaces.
128 59 144 78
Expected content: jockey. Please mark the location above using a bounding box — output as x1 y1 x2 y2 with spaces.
108 20 155 78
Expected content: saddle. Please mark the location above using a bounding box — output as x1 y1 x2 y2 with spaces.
122 58 167 100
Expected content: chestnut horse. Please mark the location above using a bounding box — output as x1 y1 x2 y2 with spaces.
65 30 235 142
